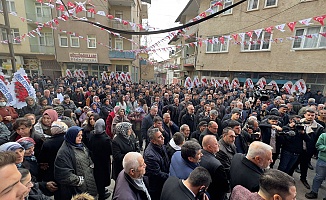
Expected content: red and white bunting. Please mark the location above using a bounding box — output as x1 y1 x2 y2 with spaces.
244 78 254 89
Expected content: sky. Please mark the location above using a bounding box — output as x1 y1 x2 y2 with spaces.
145 0 189 61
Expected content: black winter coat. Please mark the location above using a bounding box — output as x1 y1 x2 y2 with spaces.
20 104 42 120
112 134 138 180
89 132 112 190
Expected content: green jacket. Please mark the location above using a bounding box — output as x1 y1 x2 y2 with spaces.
316 133 326 162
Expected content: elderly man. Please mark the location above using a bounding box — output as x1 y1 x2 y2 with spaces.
169 141 202 179
0 151 29 199
181 104 196 133
199 121 218 145
20 96 42 120
200 135 229 200
231 169 296 200
190 121 208 141
160 167 211 200
113 152 150 200
230 141 273 192
162 113 179 143
144 128 170 199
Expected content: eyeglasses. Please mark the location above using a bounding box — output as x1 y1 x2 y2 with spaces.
25 180 33 187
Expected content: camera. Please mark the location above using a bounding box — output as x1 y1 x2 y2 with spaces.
277 130 296 136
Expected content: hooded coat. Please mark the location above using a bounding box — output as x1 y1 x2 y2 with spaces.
89 119 112 200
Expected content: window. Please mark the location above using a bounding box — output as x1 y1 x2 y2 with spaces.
265 0 278 7
223 0 233 15
116 65 129 72
86 5 95 18
242 31 272 51
87 35 96 48
1 28 20 44
206 36 229 53
292 26 326 49
39 32 54 46
210 0 219 13
35 3 51 17
115 11 123 19
70 35 80 47
59 34 68 47
0 0 16 12
115 38 123 50
248 0 259 11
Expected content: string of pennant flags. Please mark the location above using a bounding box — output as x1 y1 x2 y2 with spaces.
185 76 308 95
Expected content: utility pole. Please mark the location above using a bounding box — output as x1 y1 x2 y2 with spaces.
1 0 16 73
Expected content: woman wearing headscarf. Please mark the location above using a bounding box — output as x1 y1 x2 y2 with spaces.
100 98 113 120
111 108 130 136
89 119 112 200
82 113 100 149
90 102 101 115
38 121 67 182
54 126 97 200
34 109 58 139
0 141 25 167
112 122 139 180
17 137 38 179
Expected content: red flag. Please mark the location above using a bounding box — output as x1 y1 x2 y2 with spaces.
246 31 253 38
199 12 207 18
198 41 202 47
320 32 326 38
88 8 95 14
265 26 273 33
219 36 225 44
61 14 69 21
75 5 83 13
122 20 129 25
107 15 114 19
67 1 75 8
37 0 43 3
212 1 223 7
313 15 326 26
287 22 296 32
57 5 65 11
53 19 59 25
232 34 238 41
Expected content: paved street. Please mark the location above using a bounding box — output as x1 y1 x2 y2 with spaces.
106 157 325 200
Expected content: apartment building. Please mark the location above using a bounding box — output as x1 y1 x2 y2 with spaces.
170 0 326 92
0 0 58 77
1 0 149 81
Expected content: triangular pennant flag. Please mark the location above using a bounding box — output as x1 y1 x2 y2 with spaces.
88 8 95 14
254 29 263 38
313 15 326 26
97 11 106 16
239 33 245 41
212 1 223 7
246 31 253 38
320 32 326 38
219 36 225 44
57 5 65 11
299 18 312 26
275 24 286 32
67 1 75 8
199 12 207 18
232 34 238 41
55 0 63 4
265 26 273 34
287 21 297 32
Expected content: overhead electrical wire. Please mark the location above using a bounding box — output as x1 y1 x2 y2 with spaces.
72 0 248 35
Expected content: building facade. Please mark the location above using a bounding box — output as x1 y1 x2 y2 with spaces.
1 0 149 81
168 0 326 92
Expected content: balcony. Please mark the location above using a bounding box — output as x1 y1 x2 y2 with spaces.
184 24 198 36
184 55 195 66
109 50 135 60
30 45 55 54
26 13 53 24
112 22 134 31
108 0 134 6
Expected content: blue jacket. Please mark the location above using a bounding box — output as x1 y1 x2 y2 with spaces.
163 122 179 144
169 151 199 180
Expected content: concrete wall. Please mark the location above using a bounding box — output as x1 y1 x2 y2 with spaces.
196 0 326 73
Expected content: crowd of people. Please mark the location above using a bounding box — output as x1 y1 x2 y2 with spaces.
0 74 325 200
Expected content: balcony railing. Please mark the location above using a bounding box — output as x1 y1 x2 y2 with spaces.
30 45 55 54
112 22 134 31
184 55 195 65
109 50 135 60
26 13 52 24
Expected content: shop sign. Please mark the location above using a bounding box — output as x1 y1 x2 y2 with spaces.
69 53 98 63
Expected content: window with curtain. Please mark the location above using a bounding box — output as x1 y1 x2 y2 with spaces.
248 0 259 11
40 32 54 46
292 26 326 49
206 36 229 53
35 3 51 17
0 0 16 12
265 0 278 7
70 35 80 47
223 0 233 15
115 38 123 50
59 34 68 47
242 31 272 51
87 35 96 48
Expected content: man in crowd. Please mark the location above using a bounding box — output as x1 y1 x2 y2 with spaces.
199 121 219 145
181 104 197 133
113 152 151 200
179 124 191 141
142 106 158 147
231 169 297 200
160 167 211 200
144 128 170 199
162 113 179 143
169 140 202 179
230 141 273 192
200 135 229 200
